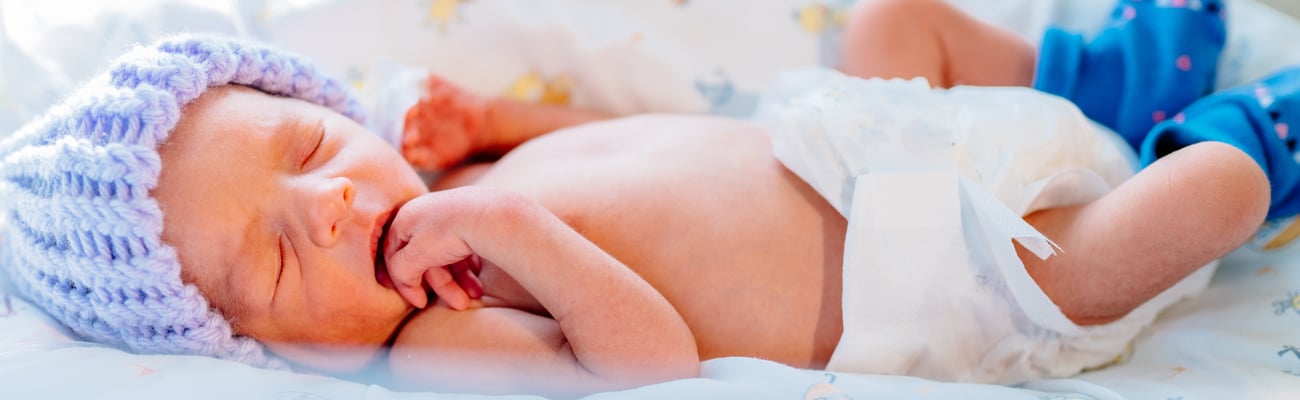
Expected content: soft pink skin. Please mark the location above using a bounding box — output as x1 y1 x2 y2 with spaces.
154 86 428 371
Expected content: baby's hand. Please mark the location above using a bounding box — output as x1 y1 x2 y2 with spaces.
401 74 491 171
384 190 486 310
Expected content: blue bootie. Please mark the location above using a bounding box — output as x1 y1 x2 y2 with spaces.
1034 0 1226 149
1140 67 1300 220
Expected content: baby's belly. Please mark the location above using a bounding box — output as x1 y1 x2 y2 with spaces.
473 115 848 368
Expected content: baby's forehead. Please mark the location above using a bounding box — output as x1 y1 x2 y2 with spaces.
182 85 292 123
170 85 322 147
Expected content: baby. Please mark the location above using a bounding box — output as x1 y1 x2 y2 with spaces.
0 0 1284 398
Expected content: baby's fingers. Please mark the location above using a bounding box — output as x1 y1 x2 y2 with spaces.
384 232 441 309
425 266 471 311
390 260 430 309
451 260 484 299
401 142 439 171
383 191 478 309
401 106 441 170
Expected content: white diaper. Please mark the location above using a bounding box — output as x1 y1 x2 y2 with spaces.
754 68 1217 384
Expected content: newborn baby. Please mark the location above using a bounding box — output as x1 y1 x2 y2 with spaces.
0 0 1272 398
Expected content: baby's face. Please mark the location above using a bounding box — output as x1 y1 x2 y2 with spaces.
153 86 427 371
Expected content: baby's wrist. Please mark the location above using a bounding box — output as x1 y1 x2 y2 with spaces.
477 98 502 151
442 89 491 153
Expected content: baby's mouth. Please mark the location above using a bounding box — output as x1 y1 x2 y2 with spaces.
373 212 396 290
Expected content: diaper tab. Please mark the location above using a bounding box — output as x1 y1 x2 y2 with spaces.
959 177 1081 336
960 177 1061 261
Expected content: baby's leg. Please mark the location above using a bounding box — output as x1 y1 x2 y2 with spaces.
1019 142 1269 325
841 0 1035 88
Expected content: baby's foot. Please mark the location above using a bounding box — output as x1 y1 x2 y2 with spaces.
1141 66 1300 220
1034 0 1226 149
402 74 490 171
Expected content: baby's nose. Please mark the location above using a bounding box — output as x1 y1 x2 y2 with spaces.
305 177 355 247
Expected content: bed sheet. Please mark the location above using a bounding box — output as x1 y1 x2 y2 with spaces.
2 0 1300 399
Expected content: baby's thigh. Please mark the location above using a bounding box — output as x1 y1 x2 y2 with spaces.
843 0 1035 87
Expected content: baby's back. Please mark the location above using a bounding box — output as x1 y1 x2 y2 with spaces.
470 115 847 368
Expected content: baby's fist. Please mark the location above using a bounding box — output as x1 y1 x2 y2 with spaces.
401 74 491 170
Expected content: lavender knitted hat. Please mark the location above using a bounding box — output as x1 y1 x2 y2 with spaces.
0 35 367 368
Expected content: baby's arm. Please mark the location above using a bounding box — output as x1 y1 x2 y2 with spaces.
403 75 611 170
383 187 698 397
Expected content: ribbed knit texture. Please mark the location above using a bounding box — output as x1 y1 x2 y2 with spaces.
0 35 367 368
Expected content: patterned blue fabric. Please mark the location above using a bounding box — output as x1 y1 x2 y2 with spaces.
1034 0 1226 149
1141 67 1300 220
0 35 366 368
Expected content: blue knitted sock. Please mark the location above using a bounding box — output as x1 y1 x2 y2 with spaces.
1140 67 1300 221
1034 0 1226 150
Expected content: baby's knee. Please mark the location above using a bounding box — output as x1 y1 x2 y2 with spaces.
847 0 950 34
1169 141 1270 236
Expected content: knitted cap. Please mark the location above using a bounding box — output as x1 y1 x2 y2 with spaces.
0 35 367 368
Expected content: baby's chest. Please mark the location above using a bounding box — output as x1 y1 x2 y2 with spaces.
475 115 845 293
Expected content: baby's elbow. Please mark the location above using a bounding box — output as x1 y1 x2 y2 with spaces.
645 331 702 382
598 349 700 392
651 352 702 382
553 355 699 399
